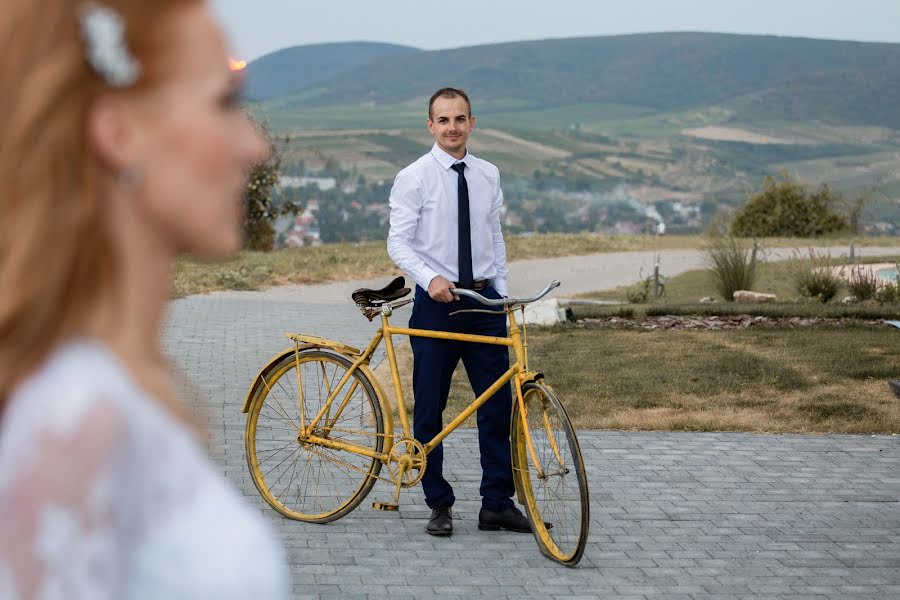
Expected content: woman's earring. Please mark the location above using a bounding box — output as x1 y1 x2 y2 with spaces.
119 166 142 189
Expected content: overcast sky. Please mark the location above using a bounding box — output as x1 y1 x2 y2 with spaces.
211 0 900 61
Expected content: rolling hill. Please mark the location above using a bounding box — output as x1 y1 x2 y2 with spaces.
245 41 421 101
246 33 900 235
247 32 900 128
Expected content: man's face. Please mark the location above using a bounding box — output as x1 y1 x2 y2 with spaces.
427 95 475 158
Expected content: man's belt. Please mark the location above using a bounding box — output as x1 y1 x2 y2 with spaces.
453 279 492 291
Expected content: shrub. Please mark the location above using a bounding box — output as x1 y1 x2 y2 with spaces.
243 121 280 251
792 249 842 303
626 278 651 304
875 282 898 304
731 170 849 237
706 236 759 301
243 120 301 252
844 265 879 302
243 219 276 253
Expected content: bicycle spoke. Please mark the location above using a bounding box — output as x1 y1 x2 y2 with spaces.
247 351 384 522
515 383 587 565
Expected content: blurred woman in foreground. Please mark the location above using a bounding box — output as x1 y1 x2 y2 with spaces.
0 1 289 597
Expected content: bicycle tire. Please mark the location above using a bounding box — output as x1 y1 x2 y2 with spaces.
245 348 384 523
511 380 589 565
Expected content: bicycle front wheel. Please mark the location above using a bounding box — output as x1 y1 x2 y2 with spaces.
245 348 384 523
511 380 589 566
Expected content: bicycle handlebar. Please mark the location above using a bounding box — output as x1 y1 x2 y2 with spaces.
449 280 561 307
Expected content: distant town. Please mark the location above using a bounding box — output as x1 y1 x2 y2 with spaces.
273 173 712 248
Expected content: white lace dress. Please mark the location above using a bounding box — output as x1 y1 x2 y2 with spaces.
0 341 290 599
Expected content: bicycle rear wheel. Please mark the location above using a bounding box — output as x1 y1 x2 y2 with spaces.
245 348 384 522
511 380 589 565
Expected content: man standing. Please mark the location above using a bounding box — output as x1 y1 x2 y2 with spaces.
388 88 532 536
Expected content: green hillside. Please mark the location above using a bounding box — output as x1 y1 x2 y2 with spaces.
245 42 420 101
248 33 900 128
246 33 900 236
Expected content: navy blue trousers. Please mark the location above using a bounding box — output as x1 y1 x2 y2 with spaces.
409 285 515 512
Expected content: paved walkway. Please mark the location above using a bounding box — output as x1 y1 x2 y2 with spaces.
163 247 900 599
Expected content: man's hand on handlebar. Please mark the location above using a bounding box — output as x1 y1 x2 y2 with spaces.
428 276 459 303
450 280 561 307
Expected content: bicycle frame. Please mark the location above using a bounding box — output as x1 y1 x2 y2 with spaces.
296 304 544 472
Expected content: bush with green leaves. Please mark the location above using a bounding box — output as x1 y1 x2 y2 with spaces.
706 236 760 301
792 249 842 303
731 171 849 237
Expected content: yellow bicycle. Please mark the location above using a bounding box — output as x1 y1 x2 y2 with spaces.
241 278 589 565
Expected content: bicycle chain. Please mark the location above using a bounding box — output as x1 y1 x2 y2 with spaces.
304 444 398 486
319 425 393 439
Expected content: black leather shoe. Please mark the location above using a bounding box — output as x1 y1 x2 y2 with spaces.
426 507 453 536
478 506 549 533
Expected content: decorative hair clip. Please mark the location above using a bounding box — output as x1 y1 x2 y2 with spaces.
78 2 142 88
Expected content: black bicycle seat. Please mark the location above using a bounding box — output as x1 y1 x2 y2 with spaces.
351 276 411 307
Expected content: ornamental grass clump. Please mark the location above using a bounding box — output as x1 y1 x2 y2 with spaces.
705 236 759 301
844 265 879 302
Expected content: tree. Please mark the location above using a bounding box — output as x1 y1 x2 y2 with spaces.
243 122 300 251
730 170 849 237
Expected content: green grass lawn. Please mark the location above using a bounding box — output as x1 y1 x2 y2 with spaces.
373 322 900 434
526 323 900 434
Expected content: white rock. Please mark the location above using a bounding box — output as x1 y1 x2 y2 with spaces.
732 290 777 303
841 295 857 305
522 298 569 326
699 297 716 304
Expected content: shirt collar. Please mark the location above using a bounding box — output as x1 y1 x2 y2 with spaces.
430 143 470 171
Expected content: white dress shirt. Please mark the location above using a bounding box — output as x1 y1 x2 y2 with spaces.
387 144 509 296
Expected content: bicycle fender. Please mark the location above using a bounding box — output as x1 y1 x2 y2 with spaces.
242 335 363 413
241 346 395 451
242 346 308 413
285 333 362 357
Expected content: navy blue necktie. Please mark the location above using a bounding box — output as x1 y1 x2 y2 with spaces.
451 162 473 288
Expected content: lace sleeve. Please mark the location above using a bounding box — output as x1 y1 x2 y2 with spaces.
0 396 128 600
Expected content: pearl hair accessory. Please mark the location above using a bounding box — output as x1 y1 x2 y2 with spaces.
78 2 142 88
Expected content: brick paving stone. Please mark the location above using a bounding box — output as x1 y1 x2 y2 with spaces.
164 288 900 600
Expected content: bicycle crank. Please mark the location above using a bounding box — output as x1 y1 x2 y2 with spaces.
387 438 427 488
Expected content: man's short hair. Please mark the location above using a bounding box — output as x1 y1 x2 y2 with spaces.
428 87 472 120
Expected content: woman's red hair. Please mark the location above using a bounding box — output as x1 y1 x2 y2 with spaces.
0 0 200 407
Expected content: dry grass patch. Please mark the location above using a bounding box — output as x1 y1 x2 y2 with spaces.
172 243 401 297
173 235 900 298
580 253 900 305
173 234 708 297
369 322 899 434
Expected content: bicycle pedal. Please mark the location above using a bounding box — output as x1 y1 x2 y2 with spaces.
372 501 399 511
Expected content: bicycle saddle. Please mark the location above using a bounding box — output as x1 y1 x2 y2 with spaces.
351 276 411 307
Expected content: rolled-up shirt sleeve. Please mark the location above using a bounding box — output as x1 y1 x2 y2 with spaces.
490 180 509 297
387 171 441 290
